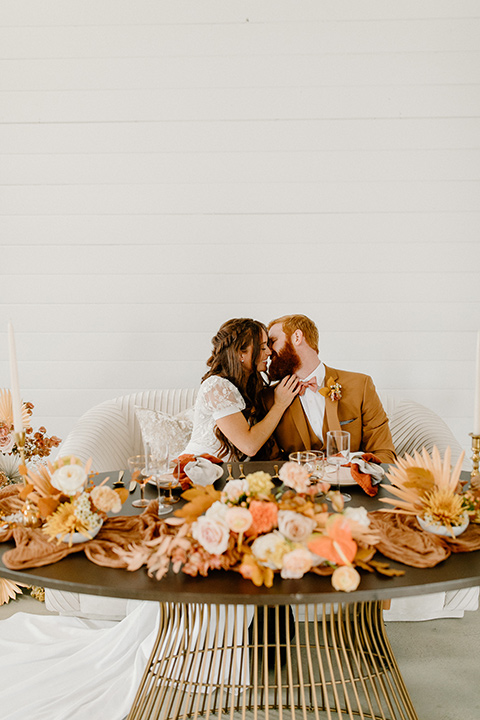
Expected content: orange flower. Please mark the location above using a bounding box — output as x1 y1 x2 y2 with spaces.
245 500 278 536
307 515 357 566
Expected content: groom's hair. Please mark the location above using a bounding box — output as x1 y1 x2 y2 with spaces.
268 314 319 353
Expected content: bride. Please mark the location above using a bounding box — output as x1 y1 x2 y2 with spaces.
184 317 299 460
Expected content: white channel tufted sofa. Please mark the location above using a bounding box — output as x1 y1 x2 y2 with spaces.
57 389 468 473
48 389 477 622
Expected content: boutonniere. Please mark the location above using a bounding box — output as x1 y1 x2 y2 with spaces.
319 377 342 402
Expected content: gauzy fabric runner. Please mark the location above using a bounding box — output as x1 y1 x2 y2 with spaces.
369 511 480 568
0 485 160 571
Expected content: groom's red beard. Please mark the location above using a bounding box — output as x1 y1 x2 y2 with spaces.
268 338 301 381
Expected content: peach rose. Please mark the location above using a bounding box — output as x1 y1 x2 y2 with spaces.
225 506 252 534
90 485 122 513
191 516 230 555
280 547 313 579
0 424 14 454
331 565 361 592
277 510 316 542
278 462 310 493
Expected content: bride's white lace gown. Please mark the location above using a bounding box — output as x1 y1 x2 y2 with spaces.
184 375 246 458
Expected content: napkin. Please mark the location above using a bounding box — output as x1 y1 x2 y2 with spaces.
348 452 385 497
173 453 223 490
184 457 222 487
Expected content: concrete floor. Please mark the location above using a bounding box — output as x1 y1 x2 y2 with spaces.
1 593 478 719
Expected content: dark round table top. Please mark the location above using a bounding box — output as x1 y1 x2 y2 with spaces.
1 462 479 605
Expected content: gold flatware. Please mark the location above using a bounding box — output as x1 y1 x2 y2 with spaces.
113 470 125 488
226 464 234 481
238 464 246 479
272 464 279 480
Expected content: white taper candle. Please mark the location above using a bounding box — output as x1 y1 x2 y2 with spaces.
8 322 24 433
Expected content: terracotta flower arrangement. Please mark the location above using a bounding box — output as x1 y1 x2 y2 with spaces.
380 446 479 536
0 388 61 604
15 456 128 546
119 462 402 592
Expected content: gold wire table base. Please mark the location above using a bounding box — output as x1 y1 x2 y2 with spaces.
127 600 418 720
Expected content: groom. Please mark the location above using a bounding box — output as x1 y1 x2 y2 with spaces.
263 314 396 463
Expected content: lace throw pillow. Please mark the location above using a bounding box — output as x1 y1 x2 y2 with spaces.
135 406 194 462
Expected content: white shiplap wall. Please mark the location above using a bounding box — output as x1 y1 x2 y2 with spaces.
1 0 479 456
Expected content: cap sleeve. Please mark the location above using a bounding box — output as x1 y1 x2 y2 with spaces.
202 376 246 421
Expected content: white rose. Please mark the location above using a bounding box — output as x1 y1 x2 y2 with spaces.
331 565 361 593
205 500 228 522
251 531 290 569
343 506 370 527
225 507 252 534
277 510 316 542
51 464 87 495
191 516 230 555
223 479 249 503
281 547 313 579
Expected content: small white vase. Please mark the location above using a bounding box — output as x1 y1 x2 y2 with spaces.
58 520 103 545
416 513 469 538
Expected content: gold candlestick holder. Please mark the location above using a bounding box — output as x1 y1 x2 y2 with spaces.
14 430 41 527
469 433 480 483
13 430 27 481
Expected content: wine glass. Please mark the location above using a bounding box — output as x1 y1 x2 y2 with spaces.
288 451 316 474
326 431 351 502
127 454 150 508
144 443 172 516
308 450 325 481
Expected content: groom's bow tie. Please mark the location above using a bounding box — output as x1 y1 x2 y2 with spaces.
297 378 318 396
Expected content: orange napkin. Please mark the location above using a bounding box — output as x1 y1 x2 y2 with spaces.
348 452 383 497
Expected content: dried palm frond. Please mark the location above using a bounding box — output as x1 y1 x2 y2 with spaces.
0 577 27 605
380 446 465 520
0 389 31 428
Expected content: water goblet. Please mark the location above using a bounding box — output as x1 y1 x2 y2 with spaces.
326 431 351 502
127 454 150 508
163 457 181 505
307 450 327 497
144 443 173 516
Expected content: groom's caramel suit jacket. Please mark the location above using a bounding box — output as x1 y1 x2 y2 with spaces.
262 364 396 464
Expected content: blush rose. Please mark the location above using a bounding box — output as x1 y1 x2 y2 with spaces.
191 516 230 556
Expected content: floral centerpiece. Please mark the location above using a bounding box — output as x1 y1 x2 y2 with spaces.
0 388 61 604
380 446 479 536
120 462 401 592
0 388 61 485
13 456 129 546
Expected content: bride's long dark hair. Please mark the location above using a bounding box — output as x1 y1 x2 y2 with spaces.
202 318 268 459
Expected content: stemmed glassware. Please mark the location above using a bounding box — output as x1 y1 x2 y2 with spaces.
288 451 316 474
127 454 150 509
144 442 172 517
326 430 351 502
